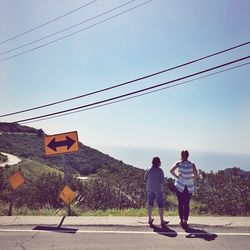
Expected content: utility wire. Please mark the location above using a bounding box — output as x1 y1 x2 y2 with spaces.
0 0 98 45
12 55 250 123
0 0 152 63
1 41 249 118
0 0 141 56
20 61 250 125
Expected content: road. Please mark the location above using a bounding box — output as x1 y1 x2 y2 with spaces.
0 152 21 167
0 225 249 250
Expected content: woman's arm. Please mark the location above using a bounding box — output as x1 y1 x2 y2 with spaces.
144 170 148 181
192 163 199 179
170 162 179 178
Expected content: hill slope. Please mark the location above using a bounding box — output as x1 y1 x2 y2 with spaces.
224 167 250 181
0 122 134 175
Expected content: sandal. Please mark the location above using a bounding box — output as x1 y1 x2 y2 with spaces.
148 218 154 226
182 221 189 229
161 220 169 227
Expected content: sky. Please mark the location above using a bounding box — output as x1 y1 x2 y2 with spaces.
0 0 250 174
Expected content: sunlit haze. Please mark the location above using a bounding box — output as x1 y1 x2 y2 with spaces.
1 0 249 173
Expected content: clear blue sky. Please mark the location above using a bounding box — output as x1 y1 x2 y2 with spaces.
0 0 250 171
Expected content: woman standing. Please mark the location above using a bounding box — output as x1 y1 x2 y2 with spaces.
145 157 169 227
170 150 199 229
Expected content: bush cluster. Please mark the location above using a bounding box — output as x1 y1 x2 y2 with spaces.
193 168 250 215
0 166 249 216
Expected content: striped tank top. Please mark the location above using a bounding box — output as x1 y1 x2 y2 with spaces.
175 160 195 193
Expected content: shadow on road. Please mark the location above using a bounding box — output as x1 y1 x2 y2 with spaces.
32 216 78 234
185 226 217 241
150 224 177 238
33 225 78 234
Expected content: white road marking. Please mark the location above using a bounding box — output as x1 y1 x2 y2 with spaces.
0 228 249 236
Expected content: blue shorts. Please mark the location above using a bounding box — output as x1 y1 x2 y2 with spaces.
147 191 164 208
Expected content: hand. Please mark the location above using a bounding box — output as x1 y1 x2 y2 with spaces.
194 174 200 180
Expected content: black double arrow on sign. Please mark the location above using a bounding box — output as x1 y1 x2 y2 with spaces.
47 136 75 152
44 131 79 156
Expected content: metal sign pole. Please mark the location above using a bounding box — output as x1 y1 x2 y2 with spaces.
62 154 67 185
8 190 15 216
61 154 71 216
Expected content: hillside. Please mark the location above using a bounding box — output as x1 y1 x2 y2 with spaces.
1 157 63 181
0 122 249 216
224 167 250 181
0 122 146 215
0 122 134 176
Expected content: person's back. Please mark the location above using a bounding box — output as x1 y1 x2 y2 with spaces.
175 160 195 193
145 157 168 227
145 167 164 193
170 150 199 229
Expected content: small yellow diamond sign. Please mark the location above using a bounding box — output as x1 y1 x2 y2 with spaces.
59 185 75 205
8 171 25 190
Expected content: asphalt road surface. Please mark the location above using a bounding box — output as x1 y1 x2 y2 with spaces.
0 152 21 167
0 225 249 250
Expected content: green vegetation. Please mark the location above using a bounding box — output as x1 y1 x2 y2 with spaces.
0 122 135 176
0 122 249 216
193 168 250 215
0 153 8 163
1 163 249 216
16 158 63 178
0 122 41 134
0 204 175 217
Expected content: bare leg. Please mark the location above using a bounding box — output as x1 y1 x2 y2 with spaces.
158 207 164 222
147 205 153 222
159 207 169 225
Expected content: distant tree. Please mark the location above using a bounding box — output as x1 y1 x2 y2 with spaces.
0 153 8 163
11 172 65 209
75 166 146 210
165 177 175 193
194 168 250 215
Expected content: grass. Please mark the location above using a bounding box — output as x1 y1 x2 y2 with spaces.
0 157 63 183
77 209 179 217
79 208 153 217
0 203 179 216
0 203 235 217
0 204 67 216
0 194 202 217
16 158 63 178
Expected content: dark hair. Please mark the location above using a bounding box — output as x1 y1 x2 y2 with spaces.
152 157 161 167
181 150 189 160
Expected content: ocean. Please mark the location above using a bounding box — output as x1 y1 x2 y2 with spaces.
99 146 250 178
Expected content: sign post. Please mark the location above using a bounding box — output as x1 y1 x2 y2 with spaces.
44 131 79 217
61 154 71 216
8 171 25 216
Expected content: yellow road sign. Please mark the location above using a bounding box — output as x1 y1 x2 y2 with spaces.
59 185 75 205
44 131 79 156
8 171 25 190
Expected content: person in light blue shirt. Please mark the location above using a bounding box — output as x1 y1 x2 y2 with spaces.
170 150 199 229
145 157 169 227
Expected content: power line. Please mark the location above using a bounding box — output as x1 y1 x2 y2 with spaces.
0 0 152 63
1 41 249 118
12 55 250 123
0 0 98 45
0 0 141 56
20 61 250 125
